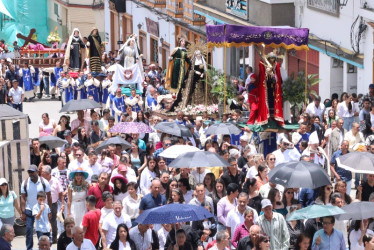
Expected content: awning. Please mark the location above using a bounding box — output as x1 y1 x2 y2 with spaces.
0 0 13 19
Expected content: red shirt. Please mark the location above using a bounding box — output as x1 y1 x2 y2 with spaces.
82 209 101 245
88 184 113 209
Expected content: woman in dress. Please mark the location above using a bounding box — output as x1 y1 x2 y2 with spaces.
87 27 103 73
166 37 191 95
53 115 70 139
0 178 21 225
39 113 56 137
64 28 86 71
111 174 128 202
67 168 89 226
139 156 159 195
110 224 136 250
129 140 147 173
122 182 142 227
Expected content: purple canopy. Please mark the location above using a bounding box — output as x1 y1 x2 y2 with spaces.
206 24 309 50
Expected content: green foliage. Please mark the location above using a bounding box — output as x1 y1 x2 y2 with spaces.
206 65 236 103
282 71 320 105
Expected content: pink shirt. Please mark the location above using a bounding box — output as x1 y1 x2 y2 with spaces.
71 118 91 135
231 222 250 248
48 177 63 203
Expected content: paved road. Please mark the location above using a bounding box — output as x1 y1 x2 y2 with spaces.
23 98 77 139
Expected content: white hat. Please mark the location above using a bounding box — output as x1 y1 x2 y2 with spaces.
280 136 291 145
195 116 203 122
261 199 272 209
0 178 8 185
6 58 12 63
309 131 319 145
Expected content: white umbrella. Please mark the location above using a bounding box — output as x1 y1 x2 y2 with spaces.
159 145 201 159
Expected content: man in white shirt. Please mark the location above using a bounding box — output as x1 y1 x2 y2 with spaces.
68 149 92 181
306 96 325 120
129 223 153 250
87 152 102 176
66 226 95 250
8 79 24 112
102 201 132 249
226 192 258 236
189 183 215 214
272 137 300 167
259 182 284 198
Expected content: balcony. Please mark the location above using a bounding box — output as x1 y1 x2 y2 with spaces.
146 0 166 8
184 13 205 26
166 0 184 18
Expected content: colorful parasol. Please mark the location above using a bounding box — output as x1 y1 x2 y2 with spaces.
108 122 153 134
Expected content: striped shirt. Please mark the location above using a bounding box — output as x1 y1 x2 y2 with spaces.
256 212 290 250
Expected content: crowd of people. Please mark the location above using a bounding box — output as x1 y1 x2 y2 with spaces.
3 32 374 250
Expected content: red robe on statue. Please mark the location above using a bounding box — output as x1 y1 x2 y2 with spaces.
249 60 284 126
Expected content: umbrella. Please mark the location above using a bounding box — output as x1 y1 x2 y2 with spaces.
335 202 374 220
95 136 131 153
287 205 345 221
336 152 374 174
135 203 213 224
168 151 230 168
154 122 193 137
59 99 101 112
108 122 153 134
159 145 200 158
38 136 66 149
268 161 331 189
204 122 242 135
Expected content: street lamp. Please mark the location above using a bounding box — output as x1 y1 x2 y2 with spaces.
137 23 142 30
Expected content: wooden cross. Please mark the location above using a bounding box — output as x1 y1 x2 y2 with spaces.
16 28 50 48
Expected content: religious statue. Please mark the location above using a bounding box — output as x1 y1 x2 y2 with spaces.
119 34 142 69
165 36 191 94
64 28 86 71
87 27 103 73
251 50 284 126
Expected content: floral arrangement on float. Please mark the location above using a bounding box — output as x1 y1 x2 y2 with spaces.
182 104 219 115
47 27 61 44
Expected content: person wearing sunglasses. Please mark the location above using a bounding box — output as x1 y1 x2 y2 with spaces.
315 184 333 205
254 234 270 250
272 137 300 167
312 216 346 250
0 178 22 226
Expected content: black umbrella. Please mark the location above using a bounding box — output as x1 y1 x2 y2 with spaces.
335 202 374 220
154 122 193 137
204 122 242 135
95 136 131 153
38 136 67 149
59 99 101 113
336 152 374 174
168 151 230 168
268 161 331 189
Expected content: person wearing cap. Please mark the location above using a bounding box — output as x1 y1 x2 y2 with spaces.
21 164 52 250
0 178 22 226
256 199 289 250
8 79 24 111
272 137 301 167
112 88 126 122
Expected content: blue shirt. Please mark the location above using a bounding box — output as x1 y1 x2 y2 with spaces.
21 177 51 211
0 191 17 218
0 237 11 250
330 150 352 181
32 203 51 233
312 228 345 250
139 193 166 211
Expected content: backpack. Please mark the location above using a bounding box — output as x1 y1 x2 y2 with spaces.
23 177 46 197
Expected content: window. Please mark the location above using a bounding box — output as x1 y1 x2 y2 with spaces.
139 31 147 63
150 37 158 63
